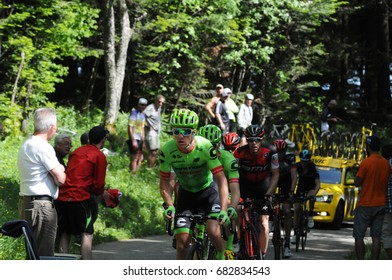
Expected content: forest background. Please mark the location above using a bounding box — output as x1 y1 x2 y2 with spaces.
0 0 391 259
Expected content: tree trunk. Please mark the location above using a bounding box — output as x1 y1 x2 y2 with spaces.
103 0 133 129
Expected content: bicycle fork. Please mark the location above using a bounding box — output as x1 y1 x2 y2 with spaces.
242 209 256 257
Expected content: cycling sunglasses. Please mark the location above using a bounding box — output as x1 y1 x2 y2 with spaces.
172 127 193 136
246 137 262 143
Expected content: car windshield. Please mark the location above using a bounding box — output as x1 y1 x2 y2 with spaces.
317 167 342 184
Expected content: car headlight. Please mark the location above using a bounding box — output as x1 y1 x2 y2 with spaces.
316 195 333 203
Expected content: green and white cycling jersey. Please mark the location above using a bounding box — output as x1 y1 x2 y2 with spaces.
218 149 239 184
159 136 224 193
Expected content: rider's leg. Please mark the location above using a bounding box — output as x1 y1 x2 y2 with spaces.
258 214 270 257
206 220 226 260
282 201 292 246
175 233 192 260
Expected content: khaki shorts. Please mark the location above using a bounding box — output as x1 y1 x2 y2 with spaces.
146 128 160 150
382 212 392 249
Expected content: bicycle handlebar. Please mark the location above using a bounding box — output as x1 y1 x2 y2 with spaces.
162 202 174 236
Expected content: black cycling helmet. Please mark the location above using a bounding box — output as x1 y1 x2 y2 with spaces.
244 124 265 138
299 149 312 161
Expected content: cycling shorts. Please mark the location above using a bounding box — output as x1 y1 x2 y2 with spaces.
174 183 221 235
56 199 95 235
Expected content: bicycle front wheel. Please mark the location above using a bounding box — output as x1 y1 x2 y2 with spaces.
245 223 261 260
301 212 309 250
186 242 204 260
272 216 282 260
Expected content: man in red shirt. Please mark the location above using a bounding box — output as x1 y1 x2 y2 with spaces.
56 126 109 260
354 136 390 259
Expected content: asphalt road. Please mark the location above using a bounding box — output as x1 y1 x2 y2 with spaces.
92 222 356 260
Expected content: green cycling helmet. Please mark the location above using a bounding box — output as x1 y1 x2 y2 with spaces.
169 109 199 129
198 125 222 145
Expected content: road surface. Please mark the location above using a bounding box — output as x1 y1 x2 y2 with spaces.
92 222 356 260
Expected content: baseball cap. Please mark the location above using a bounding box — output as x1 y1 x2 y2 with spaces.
102 189 122 208
221 91 229 98
216 84 223 89
224 88 232 95
366 136 381 151
89 126 109 144
138 98 148 105
246 93 254 100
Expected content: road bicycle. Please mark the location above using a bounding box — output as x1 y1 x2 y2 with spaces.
184 212 229 260
268 120 295 148
163 203 229 260
293 195 312 252
269 194 286 260
237 199 262 260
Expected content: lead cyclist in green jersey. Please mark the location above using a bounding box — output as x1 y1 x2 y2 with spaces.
160 109 230 260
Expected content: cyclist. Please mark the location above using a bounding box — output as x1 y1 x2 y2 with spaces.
222 132 241 154
293 149 320 232
198 125 240 260
273 139 297 258
159 109 230 260
233 124 279 259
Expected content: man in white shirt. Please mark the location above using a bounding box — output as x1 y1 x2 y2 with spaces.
237 93 254 146
18 107 66 256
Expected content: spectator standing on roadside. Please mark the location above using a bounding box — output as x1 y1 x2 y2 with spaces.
127 98 147 174
224 88 239 133
80 132 89 145
237 93 254 146
144 95 165 168
54 134 72 168
381 144 392 259
320 99 340 133
353 136 390 259
205 84 224 125
17 107 66 257
56 126 109 260
215 90 231 136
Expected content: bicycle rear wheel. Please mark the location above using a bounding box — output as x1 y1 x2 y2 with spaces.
186 243 204 260
272 216 282 260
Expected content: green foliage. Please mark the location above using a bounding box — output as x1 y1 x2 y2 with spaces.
0 97 23 139
0 0 100 114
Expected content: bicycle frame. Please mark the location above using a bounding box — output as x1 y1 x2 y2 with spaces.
238 200 261 260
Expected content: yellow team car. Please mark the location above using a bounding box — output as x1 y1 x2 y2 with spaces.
312 156 359 229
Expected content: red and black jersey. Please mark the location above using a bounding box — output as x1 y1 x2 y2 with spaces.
234 145 279 183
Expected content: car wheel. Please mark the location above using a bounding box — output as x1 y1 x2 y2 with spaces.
331 200 344 230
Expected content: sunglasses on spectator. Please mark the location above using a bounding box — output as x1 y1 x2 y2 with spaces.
172 128 193 136
247 137 262 143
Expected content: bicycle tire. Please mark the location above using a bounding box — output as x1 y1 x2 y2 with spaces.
186 242 204 260
301 211 308 250
245 223 261 260
272 215 282 260
295 214 302 253
237 229 247 260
